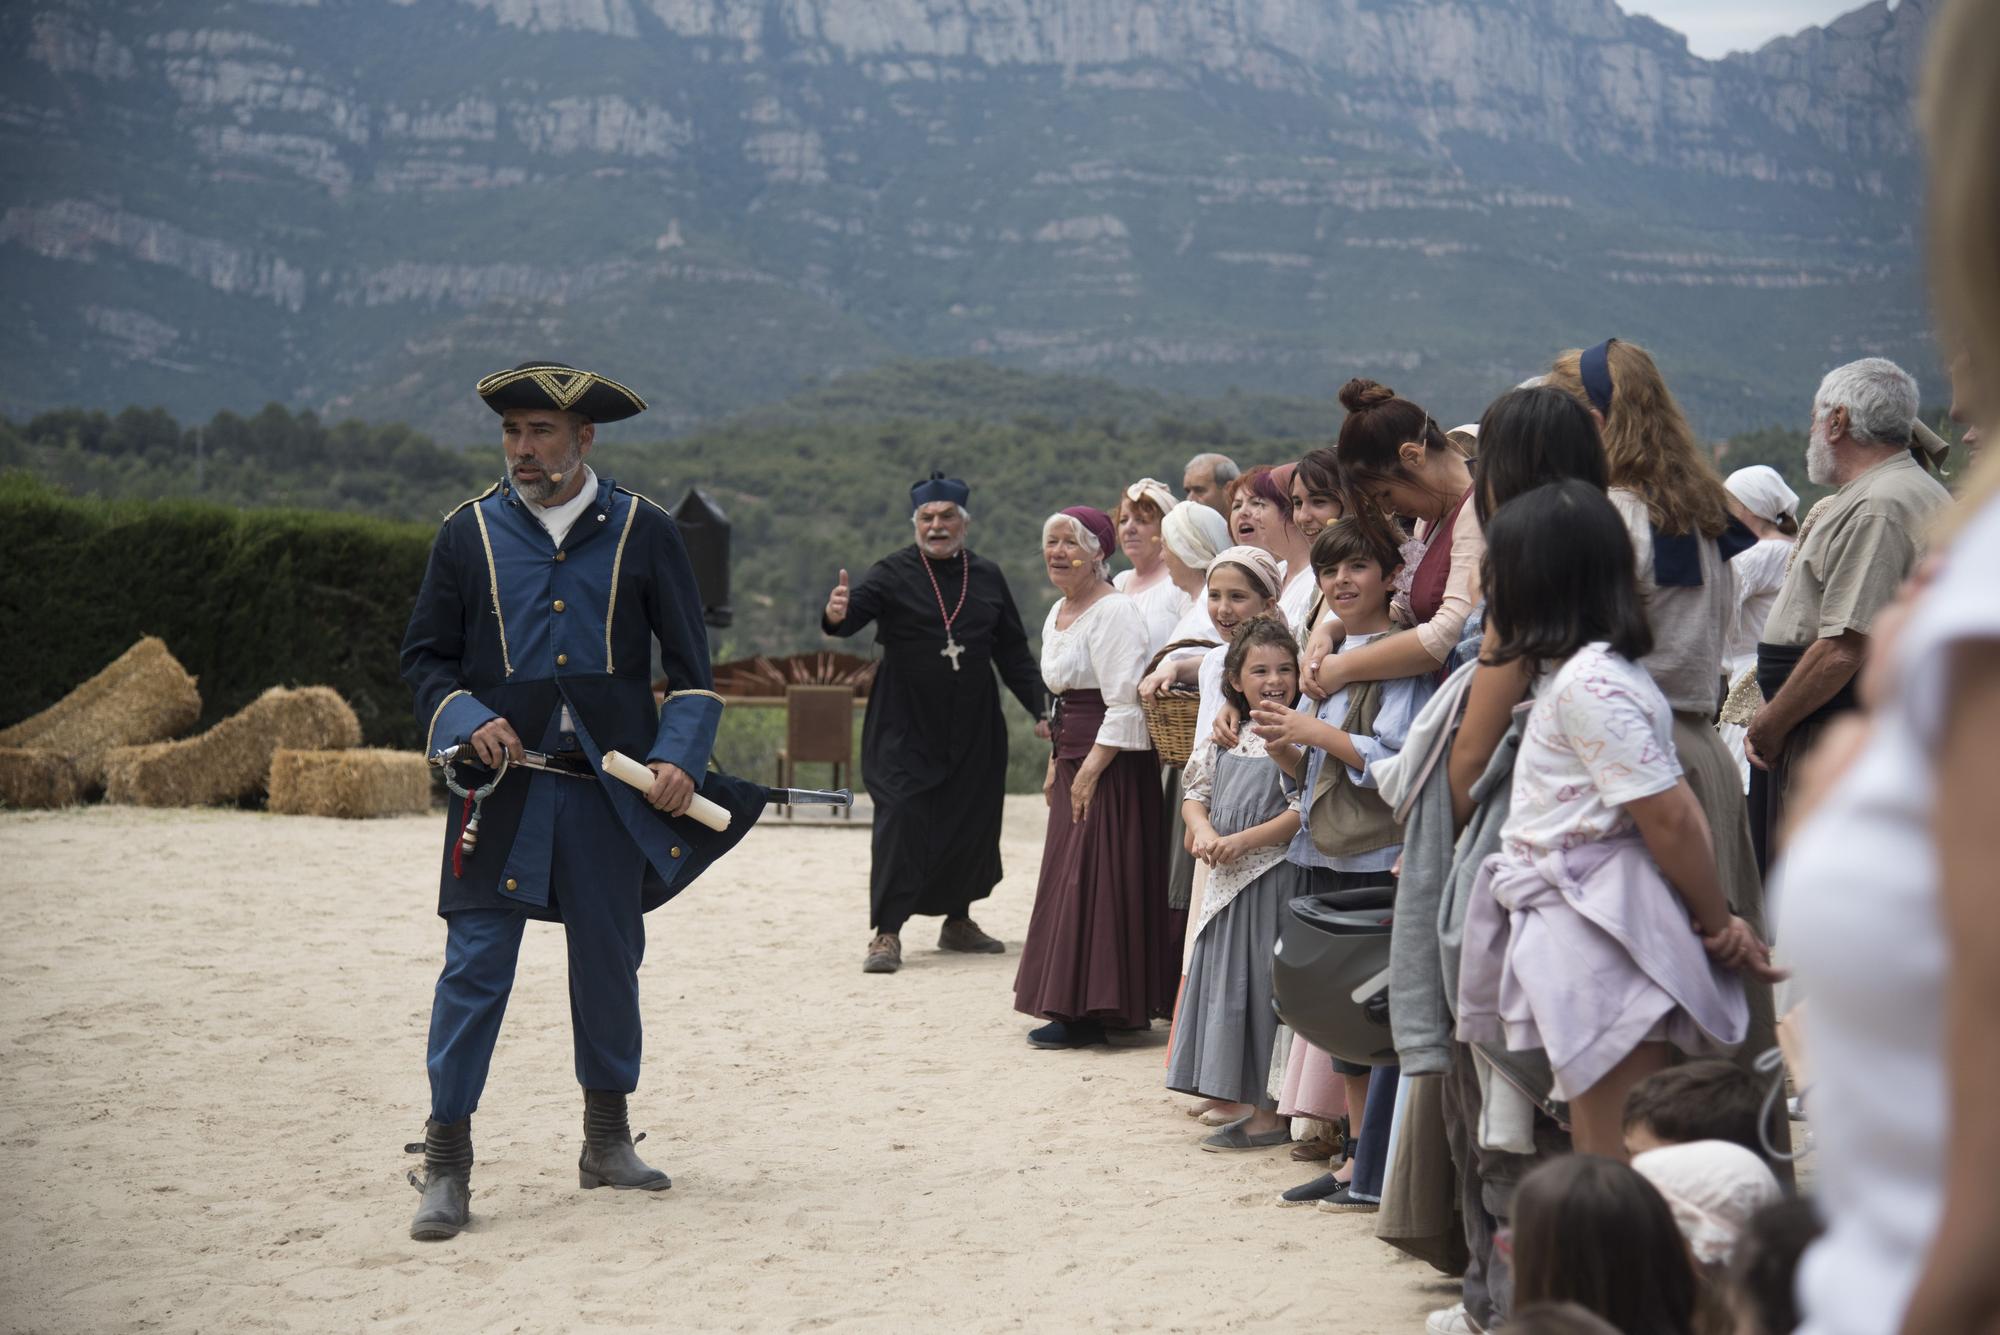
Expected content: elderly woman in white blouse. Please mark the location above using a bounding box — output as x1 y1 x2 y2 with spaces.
1013 505 1177 1050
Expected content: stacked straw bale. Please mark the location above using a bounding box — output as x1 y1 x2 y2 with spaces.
0 750 86 809
103 686 361 808
0 637 201 807
267 748 434 819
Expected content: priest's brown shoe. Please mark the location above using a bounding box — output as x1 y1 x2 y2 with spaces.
863 932 902 973
938 917 1006 954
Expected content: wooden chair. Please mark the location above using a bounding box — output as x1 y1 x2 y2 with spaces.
774 684 854 819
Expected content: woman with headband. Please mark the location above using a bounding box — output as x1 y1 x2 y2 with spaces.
1014 506 1174 1049
1546 337 1790 1173
1112 478 1192 657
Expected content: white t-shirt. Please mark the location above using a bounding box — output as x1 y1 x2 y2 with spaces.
1193 644 1229 756
1040 592 1153 750
1114 568 1194 659
1724 537 1792 678
1779 499 2000 1335
1162 598 1221 659
1501 643 1683 862
1277 565 1317 642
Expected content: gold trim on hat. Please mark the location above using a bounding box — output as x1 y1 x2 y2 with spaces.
475 365 647 415
667 689 726 705
471 502 515 677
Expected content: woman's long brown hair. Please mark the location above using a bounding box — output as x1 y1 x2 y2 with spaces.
1547 340 1733 540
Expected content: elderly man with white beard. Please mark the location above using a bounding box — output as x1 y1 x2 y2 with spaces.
1744 358 1952 871
822 473 1049 974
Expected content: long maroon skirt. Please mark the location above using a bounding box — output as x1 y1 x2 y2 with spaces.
1013 690 1178 1029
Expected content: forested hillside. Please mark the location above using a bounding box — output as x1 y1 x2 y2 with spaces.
5 362 1345 656
10 355 1905 664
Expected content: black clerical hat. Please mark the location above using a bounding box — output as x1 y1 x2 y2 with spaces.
475 361 648 423
911 470 970 509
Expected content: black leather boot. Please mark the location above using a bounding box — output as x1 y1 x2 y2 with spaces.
577 1089 671 1191
406 1117 472 1240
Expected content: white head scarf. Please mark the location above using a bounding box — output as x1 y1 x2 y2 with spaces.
1723 465 1800 527
1632 1141 1782 1267
1124 477 1178 520
1208 544 1283 600
1161 500 1231 570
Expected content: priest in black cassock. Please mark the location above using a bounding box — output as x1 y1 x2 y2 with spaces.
822 473 1047 974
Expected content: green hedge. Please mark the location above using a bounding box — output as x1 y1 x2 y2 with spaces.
3 477 1054 790
2 477 435 747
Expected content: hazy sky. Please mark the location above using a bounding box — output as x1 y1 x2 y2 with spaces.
1622 0 1871 58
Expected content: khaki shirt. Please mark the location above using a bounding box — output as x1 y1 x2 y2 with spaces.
1762 454 1950 647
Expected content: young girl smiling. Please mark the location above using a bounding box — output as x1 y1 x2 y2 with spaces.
1138 545 1284 751
1167 616 1313 1151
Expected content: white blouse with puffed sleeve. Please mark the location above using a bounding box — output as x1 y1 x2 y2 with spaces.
1040 592 1154 750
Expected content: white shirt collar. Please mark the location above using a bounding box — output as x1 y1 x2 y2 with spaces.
527 465 597 547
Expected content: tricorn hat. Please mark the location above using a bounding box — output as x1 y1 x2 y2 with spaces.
476 361 647 423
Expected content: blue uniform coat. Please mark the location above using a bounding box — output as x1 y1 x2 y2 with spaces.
401 473 763 919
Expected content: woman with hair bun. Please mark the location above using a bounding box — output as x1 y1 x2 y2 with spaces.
1308 378 1484 696
1014 507 1175 1049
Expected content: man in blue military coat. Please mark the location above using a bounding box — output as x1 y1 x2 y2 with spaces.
400 361 761 1241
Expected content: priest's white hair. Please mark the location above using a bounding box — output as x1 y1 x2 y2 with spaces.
911 503 971 522
1041 512 1110 581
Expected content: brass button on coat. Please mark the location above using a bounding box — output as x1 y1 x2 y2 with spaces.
552 599 565 612
505 878 518 891
554 551 566 562
669 846 681 859
556 653 569 666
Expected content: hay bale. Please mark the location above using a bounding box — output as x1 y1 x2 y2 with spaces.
103 686 361 808
0 638 201 786
0 749 85 809
267 748 434 819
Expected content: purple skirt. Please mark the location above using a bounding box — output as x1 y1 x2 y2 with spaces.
1013 690 1177 1028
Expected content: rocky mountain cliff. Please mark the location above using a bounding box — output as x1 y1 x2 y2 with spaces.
0 0 1937 439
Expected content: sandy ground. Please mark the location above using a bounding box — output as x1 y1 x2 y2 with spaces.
0 797 1457 1334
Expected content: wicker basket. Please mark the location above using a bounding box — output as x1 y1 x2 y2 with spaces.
1141 638 1219 766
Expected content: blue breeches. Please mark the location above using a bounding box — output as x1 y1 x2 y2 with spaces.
425 773 647 1122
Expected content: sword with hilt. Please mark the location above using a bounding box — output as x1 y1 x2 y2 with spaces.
428 745 851 860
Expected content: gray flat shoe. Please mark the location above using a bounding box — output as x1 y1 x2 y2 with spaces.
1200 1122 1293 1152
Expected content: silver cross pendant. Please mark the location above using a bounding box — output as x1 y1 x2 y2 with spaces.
941 637 965 671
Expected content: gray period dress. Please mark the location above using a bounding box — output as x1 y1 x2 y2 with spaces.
1166 743 1329 1109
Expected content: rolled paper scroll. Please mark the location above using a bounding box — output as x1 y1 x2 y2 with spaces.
602 750 731 831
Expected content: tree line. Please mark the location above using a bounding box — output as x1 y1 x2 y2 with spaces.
3 392 1855 664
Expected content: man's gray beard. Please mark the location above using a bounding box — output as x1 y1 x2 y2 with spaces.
511 444 583 503
1805 426 1836 487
